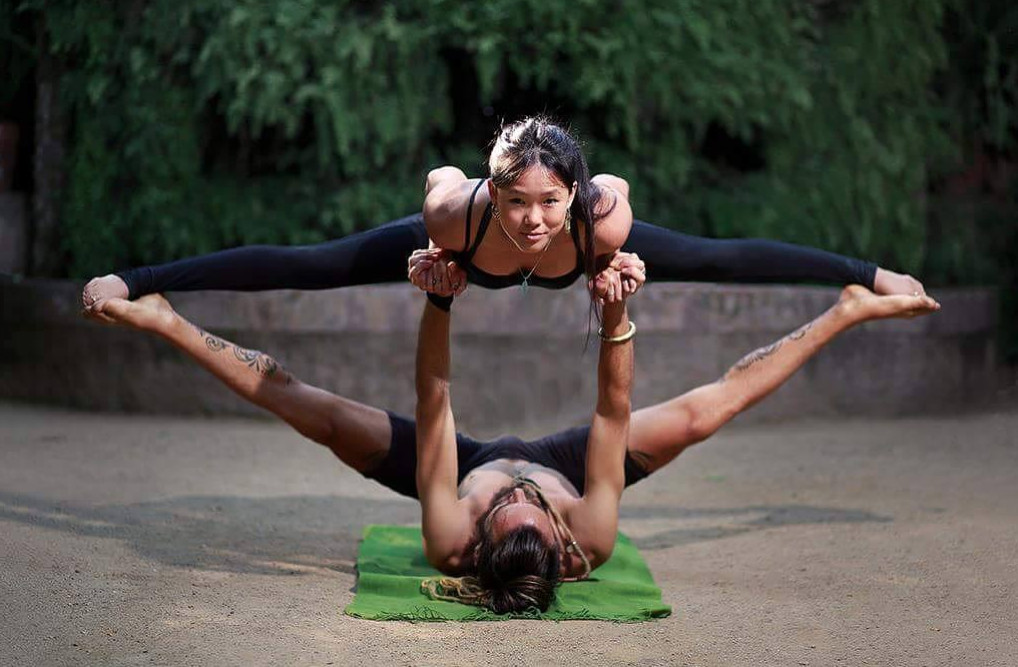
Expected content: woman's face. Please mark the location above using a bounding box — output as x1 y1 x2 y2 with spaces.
489 165 576 253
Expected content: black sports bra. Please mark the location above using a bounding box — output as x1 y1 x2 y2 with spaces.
452 180 585 290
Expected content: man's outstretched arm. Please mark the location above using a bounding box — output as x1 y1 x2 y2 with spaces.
628 286 940 473
414 299 473 570
569 254 646 564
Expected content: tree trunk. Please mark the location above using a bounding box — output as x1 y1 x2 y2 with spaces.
29 21 66 277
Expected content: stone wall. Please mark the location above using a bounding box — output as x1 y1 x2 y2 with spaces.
0 194 27 275
0 277 1004 438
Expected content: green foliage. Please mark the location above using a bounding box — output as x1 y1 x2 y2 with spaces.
431 0 957 275
4 0 1012 296
0 0 35 116
939 1 1018 156
22 0 449 275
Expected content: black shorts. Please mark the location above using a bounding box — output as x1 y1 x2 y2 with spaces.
362 412 650 499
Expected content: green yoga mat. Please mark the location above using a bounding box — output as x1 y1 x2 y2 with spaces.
345 524 671 622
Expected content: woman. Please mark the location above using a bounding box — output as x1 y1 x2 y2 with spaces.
88 255 939 613
81 116 925 318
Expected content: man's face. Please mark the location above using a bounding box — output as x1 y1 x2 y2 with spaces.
483 482 558 546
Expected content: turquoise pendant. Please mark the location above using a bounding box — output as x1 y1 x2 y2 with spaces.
520 278 529 294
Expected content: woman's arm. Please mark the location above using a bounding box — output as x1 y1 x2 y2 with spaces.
592 173 630 200
591 174 633 258
422 167 474 252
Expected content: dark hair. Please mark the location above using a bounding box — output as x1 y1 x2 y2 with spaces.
473 525 562 614
488 116 616 291
420 482 563 613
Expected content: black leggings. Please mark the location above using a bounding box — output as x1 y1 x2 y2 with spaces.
365 412 650 499
117 216 876 298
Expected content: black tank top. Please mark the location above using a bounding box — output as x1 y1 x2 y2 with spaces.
453 180 585 289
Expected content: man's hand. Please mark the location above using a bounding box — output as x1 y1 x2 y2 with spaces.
408 248 467 297
873 268 927 298
591 251 646 304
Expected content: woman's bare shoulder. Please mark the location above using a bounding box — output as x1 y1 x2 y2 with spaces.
591 181 633 255
424 177 486 251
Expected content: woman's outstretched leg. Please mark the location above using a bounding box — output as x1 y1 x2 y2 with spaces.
627 286 940 473
82 215 429 319
95 294 392 473
623 220 925 296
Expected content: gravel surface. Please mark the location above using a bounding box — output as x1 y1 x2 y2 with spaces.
1 401 1016 666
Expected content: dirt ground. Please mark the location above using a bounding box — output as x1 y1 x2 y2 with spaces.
1 400 1016 667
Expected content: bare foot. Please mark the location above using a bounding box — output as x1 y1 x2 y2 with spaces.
93 294 178 333
838 284 940 322
82 275 130 324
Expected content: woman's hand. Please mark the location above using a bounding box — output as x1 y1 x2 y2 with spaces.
591 251 646 304
408 248 467 297
873 268 927 298
81 274 130 324
610 252 646 299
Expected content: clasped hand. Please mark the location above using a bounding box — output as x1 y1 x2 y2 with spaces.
590 252 646 304
408 248 647 303
407 248 467 296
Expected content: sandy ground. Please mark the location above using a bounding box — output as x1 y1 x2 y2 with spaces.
1 400 1016 667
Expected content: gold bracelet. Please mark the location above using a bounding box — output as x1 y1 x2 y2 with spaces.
597 320 636 343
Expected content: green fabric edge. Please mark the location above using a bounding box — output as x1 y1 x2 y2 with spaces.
344 524 672 622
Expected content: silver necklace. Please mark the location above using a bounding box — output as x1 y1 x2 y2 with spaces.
518 238 556 293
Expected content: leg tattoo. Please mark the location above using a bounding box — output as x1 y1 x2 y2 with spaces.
233 345 285 379
725 322 814 380
190 323 292 384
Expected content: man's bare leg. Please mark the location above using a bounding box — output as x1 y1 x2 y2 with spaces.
95 295 391 472
628 286 940 473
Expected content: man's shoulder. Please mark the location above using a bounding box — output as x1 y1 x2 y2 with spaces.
422 500 478 575
430 548 473 576
562 494 619 566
